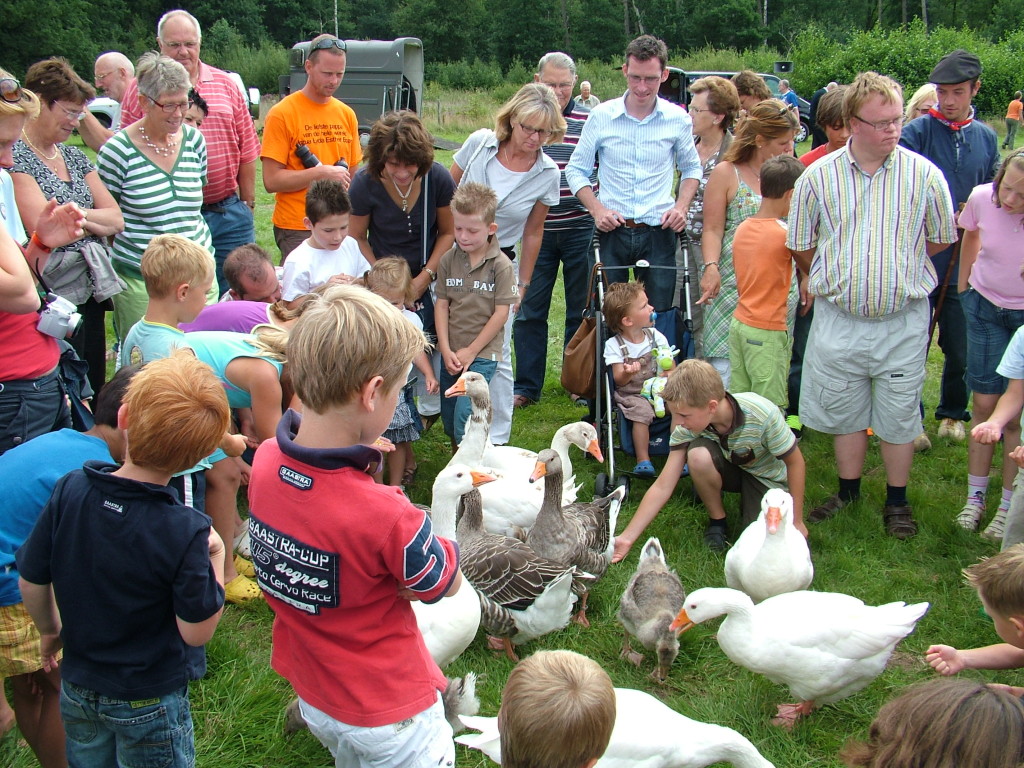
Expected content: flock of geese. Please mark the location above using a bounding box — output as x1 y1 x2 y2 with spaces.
296 372 933 767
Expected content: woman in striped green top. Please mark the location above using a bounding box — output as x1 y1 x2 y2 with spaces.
97 52 214 342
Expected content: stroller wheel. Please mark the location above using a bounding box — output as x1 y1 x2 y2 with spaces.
594 473 609 499
615 474 630 503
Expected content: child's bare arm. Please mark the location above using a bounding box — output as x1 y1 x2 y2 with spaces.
20 578 62 670
973 378 1024 444
926 642 1024 675
611 360 642 387
613 447 688 562
177 529 226 647
413 350 439 395
781 446 807 536
455 304 510 365
219 432 248 457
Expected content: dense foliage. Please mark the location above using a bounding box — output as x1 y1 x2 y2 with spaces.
1 2 1022 111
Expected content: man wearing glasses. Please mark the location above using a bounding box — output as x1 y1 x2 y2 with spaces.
899 50 1000 449
787 71 956 540
565 35 701 313
261 34 362 262
77 51 135 152
117 10 262 296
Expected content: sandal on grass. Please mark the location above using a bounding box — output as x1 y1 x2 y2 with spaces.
807 494 850 523
234 554 256 579
512 394 535 408
883 504 918 540
224 574 263 604
403 465 418 485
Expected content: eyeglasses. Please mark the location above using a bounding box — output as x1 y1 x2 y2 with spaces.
0 78 28 104
517 121 554 138
853 114 902 132
54 103 88 121
688 106 712 114
94 70 113 82
163 41 199 51
146 95 193 114
626 74 662 86
311 37 347 53
541 80 575 91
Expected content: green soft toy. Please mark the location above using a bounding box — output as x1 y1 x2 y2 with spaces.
640 345 679 418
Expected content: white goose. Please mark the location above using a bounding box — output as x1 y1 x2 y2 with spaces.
456 686 776 768
618 537 686 682
445 373 604 535
670 587 929 727
724 488 813 603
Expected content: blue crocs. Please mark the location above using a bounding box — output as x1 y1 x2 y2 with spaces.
633 460 655 477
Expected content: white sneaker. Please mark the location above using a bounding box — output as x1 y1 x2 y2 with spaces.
938 418 966 441
956 503 983 531
233 529 251 558
982 510 1007 541
913 432 932 452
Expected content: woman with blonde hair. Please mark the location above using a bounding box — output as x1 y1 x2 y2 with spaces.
904 83 937 124
698 99 800 384
450 83 562 444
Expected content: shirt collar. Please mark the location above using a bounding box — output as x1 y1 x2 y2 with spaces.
196 60 214 85
275 409 383 473
706 392 745 439
82 461 182 504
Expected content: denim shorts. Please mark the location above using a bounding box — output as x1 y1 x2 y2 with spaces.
962 287 1024 395
61 681 195 768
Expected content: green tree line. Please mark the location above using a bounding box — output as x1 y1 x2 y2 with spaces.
2 0 1023 112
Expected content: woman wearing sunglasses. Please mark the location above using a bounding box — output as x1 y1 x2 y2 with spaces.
97 52 215 345
11 58 124 396
449 83 563 444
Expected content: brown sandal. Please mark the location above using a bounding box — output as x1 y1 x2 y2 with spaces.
807 494 849 523
883 504 918 539
402 465 418 485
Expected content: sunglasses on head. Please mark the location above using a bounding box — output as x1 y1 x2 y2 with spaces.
0 78 28 104
311 37 347 53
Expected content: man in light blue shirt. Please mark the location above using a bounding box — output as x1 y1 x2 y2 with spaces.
565 35 701 311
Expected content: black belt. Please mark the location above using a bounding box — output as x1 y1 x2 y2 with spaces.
201 194 239 214
500 246 516 260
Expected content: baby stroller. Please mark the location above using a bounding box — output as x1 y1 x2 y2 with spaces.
589 237 695 501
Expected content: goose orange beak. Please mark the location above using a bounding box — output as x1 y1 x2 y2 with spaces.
445 378 467 398
766 506 781 534
669 608 694 634
529 460 548 484
586 439 604 463
471 470 497 486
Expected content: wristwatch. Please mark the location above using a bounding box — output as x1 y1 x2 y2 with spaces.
423 267 437 282
244 200 256 210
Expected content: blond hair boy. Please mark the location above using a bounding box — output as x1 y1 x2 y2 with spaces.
614 359 806 557
248 285 463 766
19 350 229 768
927 544 1024 694
499 650 616 768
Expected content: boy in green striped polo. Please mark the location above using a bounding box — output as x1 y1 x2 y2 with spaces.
612 358 806 556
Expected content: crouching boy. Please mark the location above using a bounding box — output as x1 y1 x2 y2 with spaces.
613 359 806 557
18 350 230 767
247 285 463 766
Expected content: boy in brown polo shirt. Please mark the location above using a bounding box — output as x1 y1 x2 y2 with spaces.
435 183 518 443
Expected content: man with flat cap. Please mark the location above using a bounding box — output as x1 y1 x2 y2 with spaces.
900 50 999 459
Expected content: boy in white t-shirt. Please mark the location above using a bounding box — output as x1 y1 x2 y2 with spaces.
281 179 371 308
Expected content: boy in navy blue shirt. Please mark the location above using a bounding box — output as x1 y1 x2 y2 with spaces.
18 350 230 768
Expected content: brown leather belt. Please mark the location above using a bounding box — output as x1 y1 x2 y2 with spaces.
621 218 650 229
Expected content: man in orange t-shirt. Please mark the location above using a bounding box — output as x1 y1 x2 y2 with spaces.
1003 91 1023 150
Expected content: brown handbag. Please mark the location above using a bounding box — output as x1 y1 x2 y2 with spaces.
560 263 602 399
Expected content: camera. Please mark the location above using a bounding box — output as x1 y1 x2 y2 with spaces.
37 293 82 340
294 144 349 170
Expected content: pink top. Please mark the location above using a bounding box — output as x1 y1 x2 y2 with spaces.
961 183 1024 310
179 301 271 334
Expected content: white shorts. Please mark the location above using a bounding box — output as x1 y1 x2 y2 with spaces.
298 694 454 768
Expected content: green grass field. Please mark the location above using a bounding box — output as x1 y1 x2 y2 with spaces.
2 114 1020 768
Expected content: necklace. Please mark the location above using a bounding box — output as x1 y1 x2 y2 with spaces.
138 124 179 157
389 174 415 213
22 131 58 161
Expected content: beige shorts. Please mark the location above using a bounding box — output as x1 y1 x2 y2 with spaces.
800 298 927 444
0 602 59 677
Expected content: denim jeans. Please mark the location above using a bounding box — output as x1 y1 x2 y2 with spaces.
598 225 678 312
787 302 814 416
440 358 498 443
202 195 256 296
0 367 71 456
929 283 970 422
61 681 195 768
513 225 595 401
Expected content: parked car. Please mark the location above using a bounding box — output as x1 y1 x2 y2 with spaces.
660 68 812 144
87 71 259 126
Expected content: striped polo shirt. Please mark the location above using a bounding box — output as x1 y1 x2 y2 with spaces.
97 126 213 275
120 64 261 205
543 103 596 231
787 144 956 318
669 391 795 487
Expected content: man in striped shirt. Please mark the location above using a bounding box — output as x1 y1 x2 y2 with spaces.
566 35 701 313
787 71 956 539
119 10 262 296
512 52 597 407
